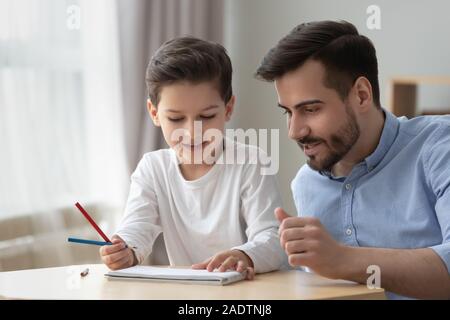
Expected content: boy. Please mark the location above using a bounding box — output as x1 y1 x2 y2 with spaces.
100 37 285 278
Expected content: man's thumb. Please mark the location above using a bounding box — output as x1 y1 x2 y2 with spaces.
275 207 290 223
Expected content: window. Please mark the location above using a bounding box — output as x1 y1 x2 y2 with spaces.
0 0 127 218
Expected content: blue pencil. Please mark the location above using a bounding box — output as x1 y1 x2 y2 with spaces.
67 237 137 249
68 237 112 246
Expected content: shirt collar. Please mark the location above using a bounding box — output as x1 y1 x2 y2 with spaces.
319 108 399 179
364 109 399 170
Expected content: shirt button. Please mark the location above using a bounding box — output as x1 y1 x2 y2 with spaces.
345 183 352 190
346 228 352 236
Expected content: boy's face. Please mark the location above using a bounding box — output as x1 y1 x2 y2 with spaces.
148 81 234 164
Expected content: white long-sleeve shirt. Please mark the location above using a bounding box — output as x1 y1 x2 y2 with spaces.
115 138 286 273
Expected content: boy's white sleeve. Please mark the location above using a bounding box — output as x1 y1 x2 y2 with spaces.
115 155 162 264
231 151 288 273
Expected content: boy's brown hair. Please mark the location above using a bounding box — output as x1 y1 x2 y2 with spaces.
146 36 233 106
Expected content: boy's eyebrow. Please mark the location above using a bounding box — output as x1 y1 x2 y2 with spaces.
202 105 220 111
165 105 220 113
277 99 324 110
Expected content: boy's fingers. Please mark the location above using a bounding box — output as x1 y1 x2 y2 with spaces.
218 256 238 272
236 260 246 273
191 258 211 269
108 254 133 270
102 247 130 265
102 248 128 262
246 267 255 280
206 254 227 272
101 242 126 256
100 244 116 256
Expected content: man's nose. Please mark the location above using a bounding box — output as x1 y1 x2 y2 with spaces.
288 115 310 140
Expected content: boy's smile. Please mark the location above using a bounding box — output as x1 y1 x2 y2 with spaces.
148 81 234 166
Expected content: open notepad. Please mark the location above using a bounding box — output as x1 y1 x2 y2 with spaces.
105 266 246 286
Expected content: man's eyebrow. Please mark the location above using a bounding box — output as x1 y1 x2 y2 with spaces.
165 105 220 113
277 99 324 110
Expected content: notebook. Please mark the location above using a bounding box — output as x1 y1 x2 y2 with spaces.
105 266 246 286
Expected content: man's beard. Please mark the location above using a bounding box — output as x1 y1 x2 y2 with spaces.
298 105 360 172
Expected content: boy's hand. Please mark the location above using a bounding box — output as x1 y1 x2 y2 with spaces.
191 249 255 280
99 235 137 270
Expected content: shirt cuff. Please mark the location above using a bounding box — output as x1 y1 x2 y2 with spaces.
114 232 147 265
231 242 258 268
231 241 286 273
430 242 450 274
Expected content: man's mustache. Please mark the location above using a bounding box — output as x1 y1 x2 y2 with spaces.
296 136 325 148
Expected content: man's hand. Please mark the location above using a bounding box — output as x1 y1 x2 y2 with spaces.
276 207 450 298
276 207 347 279
191 249 255 280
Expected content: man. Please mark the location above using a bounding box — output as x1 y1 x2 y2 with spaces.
256 20 450 299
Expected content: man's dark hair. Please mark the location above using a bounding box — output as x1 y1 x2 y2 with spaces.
146 36 233 106
255 20 381 107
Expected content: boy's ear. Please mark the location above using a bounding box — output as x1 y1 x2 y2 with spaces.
147 99 161 126
225 95 235 121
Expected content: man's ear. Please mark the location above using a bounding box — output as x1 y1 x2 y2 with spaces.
352 76 373 112
225 95 236 121
147 99 160 126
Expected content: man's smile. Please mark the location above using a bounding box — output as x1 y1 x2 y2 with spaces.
303 141 323 157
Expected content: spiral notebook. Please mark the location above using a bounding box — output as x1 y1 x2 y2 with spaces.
105 266 246 286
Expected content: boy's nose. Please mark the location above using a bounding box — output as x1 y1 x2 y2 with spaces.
187 121 204 143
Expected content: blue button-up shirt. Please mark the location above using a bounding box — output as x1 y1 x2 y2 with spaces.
291 109 450 299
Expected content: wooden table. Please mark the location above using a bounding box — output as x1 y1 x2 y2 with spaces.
0 264 385 300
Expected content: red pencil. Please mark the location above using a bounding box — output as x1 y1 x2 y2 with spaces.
75 202 111 243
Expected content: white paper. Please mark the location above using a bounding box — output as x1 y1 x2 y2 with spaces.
105 266 245 285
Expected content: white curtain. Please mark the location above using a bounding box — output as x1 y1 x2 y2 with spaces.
0 0 127 218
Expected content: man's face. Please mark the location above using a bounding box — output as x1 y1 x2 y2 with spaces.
275 60 360 172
